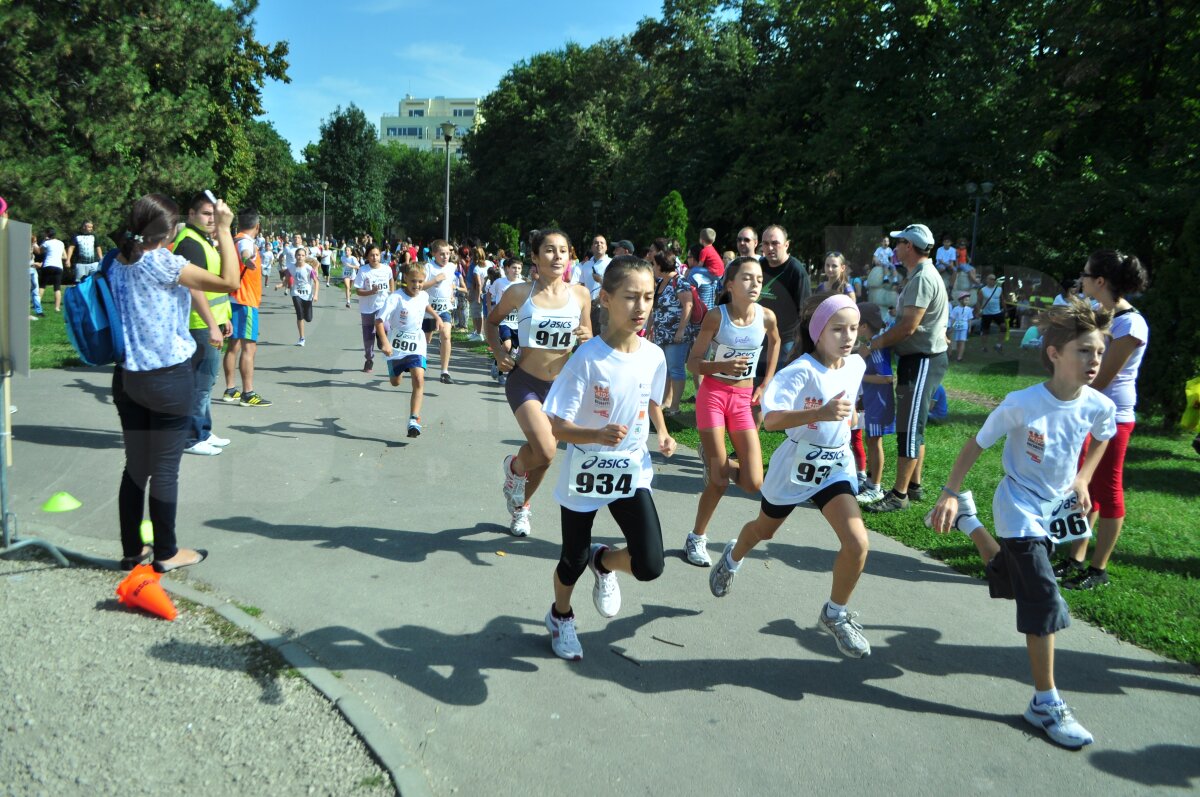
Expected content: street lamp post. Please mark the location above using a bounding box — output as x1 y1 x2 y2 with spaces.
320 181 328 243
440 122 455 241
966 181 993 265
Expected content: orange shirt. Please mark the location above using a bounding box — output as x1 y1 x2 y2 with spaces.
233 232 263 307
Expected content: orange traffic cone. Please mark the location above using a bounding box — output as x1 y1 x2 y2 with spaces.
115 564 177 621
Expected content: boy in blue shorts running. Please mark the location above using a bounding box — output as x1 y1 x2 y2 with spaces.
376 263 441 438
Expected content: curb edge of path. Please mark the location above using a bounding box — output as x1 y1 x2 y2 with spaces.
48 544 433 797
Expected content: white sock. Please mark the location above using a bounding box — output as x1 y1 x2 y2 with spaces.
724 549 741 571
1034 688 1062 706
824 600 847 619
866 481 879 491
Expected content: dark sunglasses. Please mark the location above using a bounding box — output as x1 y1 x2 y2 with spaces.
737 237 755 243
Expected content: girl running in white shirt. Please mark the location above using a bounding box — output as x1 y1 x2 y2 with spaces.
708 292 874 659
931 301 1116 749
541 256 677 660
341 245 360 307
683 256 780 566
486 230 593 538
376 263 443 438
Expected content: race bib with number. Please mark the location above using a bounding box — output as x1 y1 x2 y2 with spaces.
389 330 426 358
293 283 312 300
430 297 452 314
567 446 641 499
528 308 576 350
711 343 760 380
1042 492 1092 544
790 440 848 487
501 310 519 328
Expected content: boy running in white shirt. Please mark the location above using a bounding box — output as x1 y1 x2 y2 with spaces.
930 301 1116 749
541 256 677 661
948 291 974 362
708 292 874 659
376 263 442 437
488 259 523 386
422 240 458 384
354 244 394 373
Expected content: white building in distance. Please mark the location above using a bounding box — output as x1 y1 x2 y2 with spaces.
380 95 481 157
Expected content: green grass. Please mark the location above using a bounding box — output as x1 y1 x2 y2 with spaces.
30 310 84 369
664 347 1200 667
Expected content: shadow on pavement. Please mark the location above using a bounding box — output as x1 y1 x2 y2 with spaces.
224 416 401 447
13 424 123 449
765 540 977 586
205 516 561 567
1088 744 1200 787
765 618 1200 699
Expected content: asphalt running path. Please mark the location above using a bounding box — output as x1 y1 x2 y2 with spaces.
12 287 1200 795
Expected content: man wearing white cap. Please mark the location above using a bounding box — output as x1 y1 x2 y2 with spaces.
864 223 949 513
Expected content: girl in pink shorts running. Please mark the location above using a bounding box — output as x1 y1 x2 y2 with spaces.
683 256 781 567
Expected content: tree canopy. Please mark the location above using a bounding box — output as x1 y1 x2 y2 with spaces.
0 0 289 234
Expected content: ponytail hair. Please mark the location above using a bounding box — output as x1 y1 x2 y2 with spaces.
1086 249 1149 299
113 193 177 262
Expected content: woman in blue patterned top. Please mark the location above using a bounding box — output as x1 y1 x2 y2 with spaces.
107 193 241 572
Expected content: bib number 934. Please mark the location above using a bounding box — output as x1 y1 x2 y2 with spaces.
568 450 639 498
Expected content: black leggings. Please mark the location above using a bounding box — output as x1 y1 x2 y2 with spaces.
557 488 665 586
113 362 194 561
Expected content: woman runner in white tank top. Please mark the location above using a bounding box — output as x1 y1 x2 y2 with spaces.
683 257 780 566
485 230 592 538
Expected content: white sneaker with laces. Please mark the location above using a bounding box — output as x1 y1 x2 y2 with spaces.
296 338 305 346
709 540 738 597
510 506 532 537
205 433 231 448
502 455 528 513
856 484 885 504
184 440 222 456
817 607 872 658
588 544 621 618
923 489 984 534
545 609 582 661
1023 698 1094 749
684 533 711 567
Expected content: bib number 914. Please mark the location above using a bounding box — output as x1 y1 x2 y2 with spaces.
534 329 572 348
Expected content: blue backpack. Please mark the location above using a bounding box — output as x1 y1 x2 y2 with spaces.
64 250 125 366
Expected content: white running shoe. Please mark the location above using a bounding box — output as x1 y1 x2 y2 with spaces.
856 484 885 504
684 533 711 567
510 506 532 537
817 607 872 658
545 609 582 661
588 544 621 618
1023 699 1094 749
709 540 738 597
183 440 222 456
296 338 305 346
205 433 230 448
502 455 528 513
923 489 984 534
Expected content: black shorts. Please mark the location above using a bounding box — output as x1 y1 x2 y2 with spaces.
504 365 553 412
980 313 1004 334
556 488 664 586
995 537 1071 636
41 266 64 291
760 479 855 519
292 295 313 322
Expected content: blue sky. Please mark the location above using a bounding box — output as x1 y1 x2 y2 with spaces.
247 0 665 157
